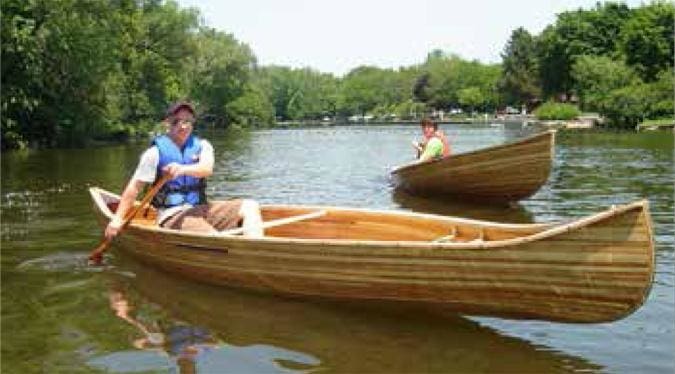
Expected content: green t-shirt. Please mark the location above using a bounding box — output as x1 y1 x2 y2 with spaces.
420 137 444 161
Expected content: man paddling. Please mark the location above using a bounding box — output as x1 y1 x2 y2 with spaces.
412 118 450 161
104 101 263 241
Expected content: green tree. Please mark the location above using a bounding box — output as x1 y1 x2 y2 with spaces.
618 1 674 82
188 28 257 127
338 66 392 116
571 55 639 113
288 68 339 120
644 68 674 119
1 0 120 148
499 27 540 106
393 99 427 120
418 53 501 112
412 72 431 103
1 0 204 148
1 0 42 148
260 66 295 120
226 84 274 127
110 0 199 124
258 66 339 121
457 87 484 113
602 84 650 127
537 2 631 98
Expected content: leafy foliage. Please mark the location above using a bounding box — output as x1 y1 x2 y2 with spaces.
646 69 675 119
516 1 671 127
601 84 650 127
571 55 639 112
618 2 674 82
533 102 581 120
499 27 540 106
537 2 632 97
2 0 672 149
188 28 257 126
414 52 501 113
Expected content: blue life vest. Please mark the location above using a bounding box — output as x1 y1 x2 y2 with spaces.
151 134 207 208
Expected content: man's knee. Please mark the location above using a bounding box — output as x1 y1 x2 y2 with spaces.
240 199 260 216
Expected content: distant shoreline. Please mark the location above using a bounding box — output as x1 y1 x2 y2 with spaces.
274 115 532 127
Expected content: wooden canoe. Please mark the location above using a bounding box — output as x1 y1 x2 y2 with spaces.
90 187 654 323
390 130 555 203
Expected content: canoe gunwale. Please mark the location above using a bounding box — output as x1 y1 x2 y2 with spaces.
89 187 650 251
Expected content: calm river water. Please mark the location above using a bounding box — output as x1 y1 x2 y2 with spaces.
2 123 673 373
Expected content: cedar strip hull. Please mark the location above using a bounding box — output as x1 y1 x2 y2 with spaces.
391 131 555 202
90 188 654 323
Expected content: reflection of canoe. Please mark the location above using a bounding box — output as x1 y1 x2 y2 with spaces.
90 187 654 323
114 257 601 373
391 131 555 203
392 188 534 223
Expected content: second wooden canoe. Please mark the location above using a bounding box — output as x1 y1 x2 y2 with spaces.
391 130 555 203
90 187 654 323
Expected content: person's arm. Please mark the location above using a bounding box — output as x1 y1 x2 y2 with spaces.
104 179 147 239
162 140 214 178
436 130 451 157
104 147 158 239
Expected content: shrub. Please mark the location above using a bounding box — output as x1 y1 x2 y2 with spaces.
533 101 581 120
602 84 649 128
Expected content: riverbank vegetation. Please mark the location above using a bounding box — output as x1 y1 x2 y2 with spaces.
2 1 672 149
532 102 582 121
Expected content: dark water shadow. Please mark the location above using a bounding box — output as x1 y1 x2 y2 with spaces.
391 188 535 224
107 255 601 373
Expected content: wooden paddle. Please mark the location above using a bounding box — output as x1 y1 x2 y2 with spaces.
88 174 171 265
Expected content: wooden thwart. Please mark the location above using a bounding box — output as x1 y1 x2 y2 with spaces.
433 226 487 243
432 226 457 243
217 210 327 236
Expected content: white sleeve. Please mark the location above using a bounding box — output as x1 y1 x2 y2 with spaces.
131 147 159 183
200 139 214 168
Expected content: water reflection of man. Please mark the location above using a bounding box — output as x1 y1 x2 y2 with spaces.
109 288 165 349
167 325 217 374
108 287 217 373
104 282 321 373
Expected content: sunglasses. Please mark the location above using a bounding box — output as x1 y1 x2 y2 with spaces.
170 118 194 127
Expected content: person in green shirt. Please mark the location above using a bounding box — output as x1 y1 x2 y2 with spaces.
412 118 450 161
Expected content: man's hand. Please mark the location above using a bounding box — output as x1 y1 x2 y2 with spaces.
163 162 185 178
105 217 123 240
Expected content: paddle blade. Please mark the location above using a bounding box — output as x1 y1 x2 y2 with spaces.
88 237 111 266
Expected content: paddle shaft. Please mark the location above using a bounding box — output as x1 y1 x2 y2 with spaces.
89 174 171 263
